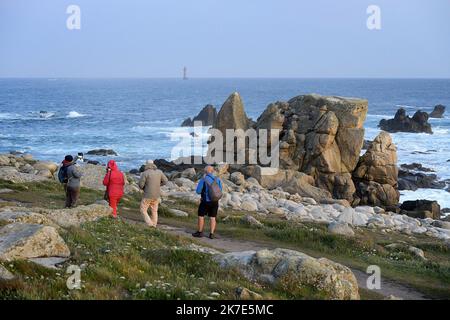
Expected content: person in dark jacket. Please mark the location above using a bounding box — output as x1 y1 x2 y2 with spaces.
103 160 125 218
192 165 222 239
60 155 83 208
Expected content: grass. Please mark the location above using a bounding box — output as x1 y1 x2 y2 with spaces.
1 178 449 299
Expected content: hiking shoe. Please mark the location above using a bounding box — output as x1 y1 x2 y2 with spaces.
209 233 216 239
192 231 204 238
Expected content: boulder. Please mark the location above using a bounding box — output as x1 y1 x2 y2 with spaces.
235 287 263 300
400 163 434 172
33 161 59 174
181 168 197 180
353 131 399 208
0 155 11 166
328 222 355 237
400 200 441 220
86 149 118 156
429 104 446 118
79 164 136 194
181 104 217 127
0 264 15 280
216 248 359 300
230 172 245 186
0 166 49 184
0 223 70 261
42 203 112 228
241 214 263 227
168 209 189 218
379 108 433 134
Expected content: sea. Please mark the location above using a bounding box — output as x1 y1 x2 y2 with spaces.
0 78 449 208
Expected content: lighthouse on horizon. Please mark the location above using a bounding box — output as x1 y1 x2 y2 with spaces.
183 67 188 80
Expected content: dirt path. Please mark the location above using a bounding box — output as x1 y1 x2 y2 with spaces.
154 223 428 300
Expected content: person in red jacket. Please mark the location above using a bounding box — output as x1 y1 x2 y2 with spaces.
103 160 125 218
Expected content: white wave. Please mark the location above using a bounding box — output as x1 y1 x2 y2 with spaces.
0 112 19 120
67 111 86 118
400 189 450 212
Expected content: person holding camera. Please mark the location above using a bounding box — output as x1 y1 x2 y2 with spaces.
103 160 125 218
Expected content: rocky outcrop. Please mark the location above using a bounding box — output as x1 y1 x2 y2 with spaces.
0 153 59 183
398 170 445 191
0 223 70 261
400 200 441 220
379 108 433 134
429 104 446 118
86 149 118 156
181 104 217 127
216 248 360 300
353 131 399 208
0 264 15 280
252 95 368 203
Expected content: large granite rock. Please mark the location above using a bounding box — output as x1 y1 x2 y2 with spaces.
0 166 49 184
181 104 217 127
353 131 399 208
0 223 70 261
216 248 359 300
259 94 368 203
208 92 253 162
379 108 433 134
86 149 118 156
429 104 446 118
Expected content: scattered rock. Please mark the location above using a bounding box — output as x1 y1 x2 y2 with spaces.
328 222 355 237
86 149 118 156
379 108 433 134
241 214 263 227
28 257 69 269
168 209 189 218
0 188 14 194
0 223 70 261
400 163 434 172
235 287 263 300
429 104 446 118
0 264 15 280
216 248 360 300
398 170 445 191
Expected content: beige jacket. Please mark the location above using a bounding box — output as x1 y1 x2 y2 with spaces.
139 166 168 200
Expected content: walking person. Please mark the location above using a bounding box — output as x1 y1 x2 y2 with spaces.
58 155 82 208
138 160 168 227
192 165 223 239
103 160 125 218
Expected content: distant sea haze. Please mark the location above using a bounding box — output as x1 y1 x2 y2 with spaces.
0 78 449 207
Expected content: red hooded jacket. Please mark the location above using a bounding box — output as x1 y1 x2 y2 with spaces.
103 160 125 198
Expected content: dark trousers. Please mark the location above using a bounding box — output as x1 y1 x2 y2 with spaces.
65 185 80 208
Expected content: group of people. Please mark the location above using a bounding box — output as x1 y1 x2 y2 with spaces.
58 156 223 239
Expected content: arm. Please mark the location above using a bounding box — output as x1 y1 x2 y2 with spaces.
103 171 110 186
72 166 83 179
138 172 147 190
195 179 204 195
218 178 223 191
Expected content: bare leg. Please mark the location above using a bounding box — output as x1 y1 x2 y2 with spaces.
210 217 217 234
197 216 205 232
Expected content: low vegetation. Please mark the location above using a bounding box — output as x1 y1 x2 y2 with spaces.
1 179 449 299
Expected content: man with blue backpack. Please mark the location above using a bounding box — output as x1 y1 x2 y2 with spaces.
192 165 223 239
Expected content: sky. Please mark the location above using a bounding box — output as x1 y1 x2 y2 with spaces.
0 0 449 78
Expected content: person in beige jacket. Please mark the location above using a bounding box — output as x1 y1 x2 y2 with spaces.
138 160 168 227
